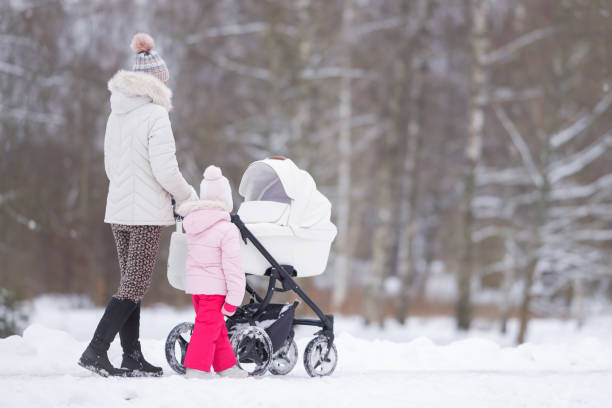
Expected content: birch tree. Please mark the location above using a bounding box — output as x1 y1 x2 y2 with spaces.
331 0 354 312
456 0 488 330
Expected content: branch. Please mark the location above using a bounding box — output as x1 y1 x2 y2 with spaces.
0 61 25 77
548 132 612 183
0 191 16 205
0 35 38 48
572 229 612 242
550 92 612 149
483 87 543 104
494 105 543 187
541 215 575 235
186 22 299 44
211 55 271 81
473 225 532 243
484 26 556 65
567 43 590 70
472 225 508 242
539 240 606 263
476 259 509 276
473 191 539 220
187 22 267 43
301 67 378 80
473 195 503 210
0 104 63 125
2 205 39 231
476 166 533 186
549 204 612 222
551 173 612 201
352 17 403 37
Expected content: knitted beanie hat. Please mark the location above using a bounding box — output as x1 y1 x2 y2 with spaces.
200 165 233 212
130 33 169 82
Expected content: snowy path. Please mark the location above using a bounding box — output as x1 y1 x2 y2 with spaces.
3 370 611 408
1 297 611 407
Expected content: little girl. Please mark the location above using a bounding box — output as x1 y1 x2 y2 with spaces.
177 165 247 378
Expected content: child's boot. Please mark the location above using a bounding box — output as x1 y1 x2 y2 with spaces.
185 368 215 379
217 365 248 378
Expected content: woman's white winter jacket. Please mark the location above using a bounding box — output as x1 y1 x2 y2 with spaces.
104 70 197 226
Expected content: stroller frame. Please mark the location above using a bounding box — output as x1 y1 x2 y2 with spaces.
230 213 335 346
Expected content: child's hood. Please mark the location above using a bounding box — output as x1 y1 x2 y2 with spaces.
178 200 230 234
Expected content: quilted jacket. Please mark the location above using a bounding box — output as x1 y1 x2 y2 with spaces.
104 70 197 225
177 200 246 310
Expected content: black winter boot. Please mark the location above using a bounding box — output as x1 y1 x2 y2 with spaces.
121 345 164 377
78 297 138 377
119 303 163 377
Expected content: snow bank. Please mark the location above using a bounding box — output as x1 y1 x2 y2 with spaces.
336 333 612 373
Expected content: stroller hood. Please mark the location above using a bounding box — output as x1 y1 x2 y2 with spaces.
238 157 337 238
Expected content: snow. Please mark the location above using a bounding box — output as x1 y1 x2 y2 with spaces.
1 296 612 407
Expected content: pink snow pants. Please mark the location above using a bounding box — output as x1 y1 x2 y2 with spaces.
183 294 237 372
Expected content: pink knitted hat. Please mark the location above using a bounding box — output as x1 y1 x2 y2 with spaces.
130 33 169 82
200 165 233 211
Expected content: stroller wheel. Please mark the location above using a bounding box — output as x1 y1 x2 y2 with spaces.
268 339 298 376
303 336 338 377
230 326 273 377
165 322 194 375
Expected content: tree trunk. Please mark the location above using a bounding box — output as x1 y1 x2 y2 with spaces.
263 9 286 155
572 273 585 328
292 2 316 168
456 0 488 331
517 177 548 344
517 258 535 343
499 236 516 334
332 0 354 313
396 0 434 324
364 140 394 326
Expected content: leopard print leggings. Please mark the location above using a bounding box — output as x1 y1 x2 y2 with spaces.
111 224 162 302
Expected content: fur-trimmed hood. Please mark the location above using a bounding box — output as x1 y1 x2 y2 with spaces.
108 70 172 112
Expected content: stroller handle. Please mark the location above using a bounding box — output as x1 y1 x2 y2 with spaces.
171 198 183 221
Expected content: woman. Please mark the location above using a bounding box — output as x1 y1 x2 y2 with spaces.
79 33 197 377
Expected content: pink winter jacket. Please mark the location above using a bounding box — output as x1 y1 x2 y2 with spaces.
179 201 246 312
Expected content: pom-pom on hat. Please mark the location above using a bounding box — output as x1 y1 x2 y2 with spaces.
130 33 169 83
130 33 155 54
200 165 233 212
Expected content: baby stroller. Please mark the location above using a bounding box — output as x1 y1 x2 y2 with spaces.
165 157 338 377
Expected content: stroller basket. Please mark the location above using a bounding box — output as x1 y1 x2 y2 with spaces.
227 303 296 353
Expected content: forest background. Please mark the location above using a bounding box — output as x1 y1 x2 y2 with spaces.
2 0 612 343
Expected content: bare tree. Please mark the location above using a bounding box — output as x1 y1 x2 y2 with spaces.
456 0 488 330
332 0 354 312
396 0 435 324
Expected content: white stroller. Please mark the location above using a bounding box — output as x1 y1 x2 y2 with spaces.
165 157 339 377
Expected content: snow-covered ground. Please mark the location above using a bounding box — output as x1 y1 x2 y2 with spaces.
1 296 612 407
